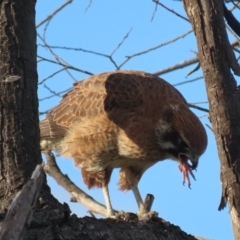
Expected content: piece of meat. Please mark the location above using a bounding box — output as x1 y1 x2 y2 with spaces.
178 155 196 188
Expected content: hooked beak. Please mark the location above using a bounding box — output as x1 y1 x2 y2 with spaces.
190 157 198 170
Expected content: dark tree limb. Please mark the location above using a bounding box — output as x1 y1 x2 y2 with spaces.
0 165 44 240
223 1 240 38
144 194 155 212
24 213 206 240
183 0 240 238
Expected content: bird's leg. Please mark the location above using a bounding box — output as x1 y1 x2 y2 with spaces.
121 168 147 215
130 184 146 215
102 185 115 217
123 168 158 219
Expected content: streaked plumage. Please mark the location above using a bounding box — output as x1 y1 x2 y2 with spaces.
40 70 207 217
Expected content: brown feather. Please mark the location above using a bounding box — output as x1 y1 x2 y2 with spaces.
39 70 207 190
81 168 112 188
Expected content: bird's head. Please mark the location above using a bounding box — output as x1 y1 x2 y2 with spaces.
156 106 207 170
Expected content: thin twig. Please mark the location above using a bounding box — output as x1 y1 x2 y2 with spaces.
36 0 73 28
154 57 198 76
111 28 132 56
151 1 158 22
186 63 201 77
38 44 109 57
126 29 192 58
43 84 62 98
38 34 79 82
152 0 189 22
85 0 93 12
39 87 72 102
205 124 214 132
190 101 208 105
39 110 49 116
188 104 209 113
119 29 193 69
37 55 94 75
173 76 203 86
38 68 67 85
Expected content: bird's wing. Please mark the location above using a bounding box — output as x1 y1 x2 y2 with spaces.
103 71 188 125
39 70 188 139
39 73 108 139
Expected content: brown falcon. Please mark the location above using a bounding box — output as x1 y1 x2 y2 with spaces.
40 70 207 217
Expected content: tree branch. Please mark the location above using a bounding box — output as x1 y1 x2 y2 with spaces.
36 0 73 28
0 165 44 240
43 151 111 217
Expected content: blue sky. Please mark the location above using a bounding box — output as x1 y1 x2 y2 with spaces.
36 1 238 239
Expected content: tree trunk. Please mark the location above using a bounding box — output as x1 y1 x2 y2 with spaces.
183 0 240 239
0 0 40 211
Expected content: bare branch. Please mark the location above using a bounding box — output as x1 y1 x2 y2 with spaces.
39 110 49 116
190 101 208 105
38 34 80 82
151 1 158 22
152 0 189 22
43 84 62 98
119 29 193 69
126 29 192 58
36 0 73 28
154 57 198 76
37 55 94 76
186 63 201 77
43 151 115 217
111 28 132 56
39 87 72 102
205 124 214 133
173 76 203 87
38 44 110 57
38 68 67 85
85 0 93 12
188 104 209 113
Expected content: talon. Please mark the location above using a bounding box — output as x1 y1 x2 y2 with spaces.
138 211 158 222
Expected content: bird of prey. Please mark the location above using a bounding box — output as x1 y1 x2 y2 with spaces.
40 70 207 218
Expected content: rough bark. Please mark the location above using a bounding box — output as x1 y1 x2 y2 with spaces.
0 193 203 240
0 0 41 210
22 215 202 240
183 0 240 239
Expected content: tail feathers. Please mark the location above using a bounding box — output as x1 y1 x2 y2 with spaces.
40 115 67 139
